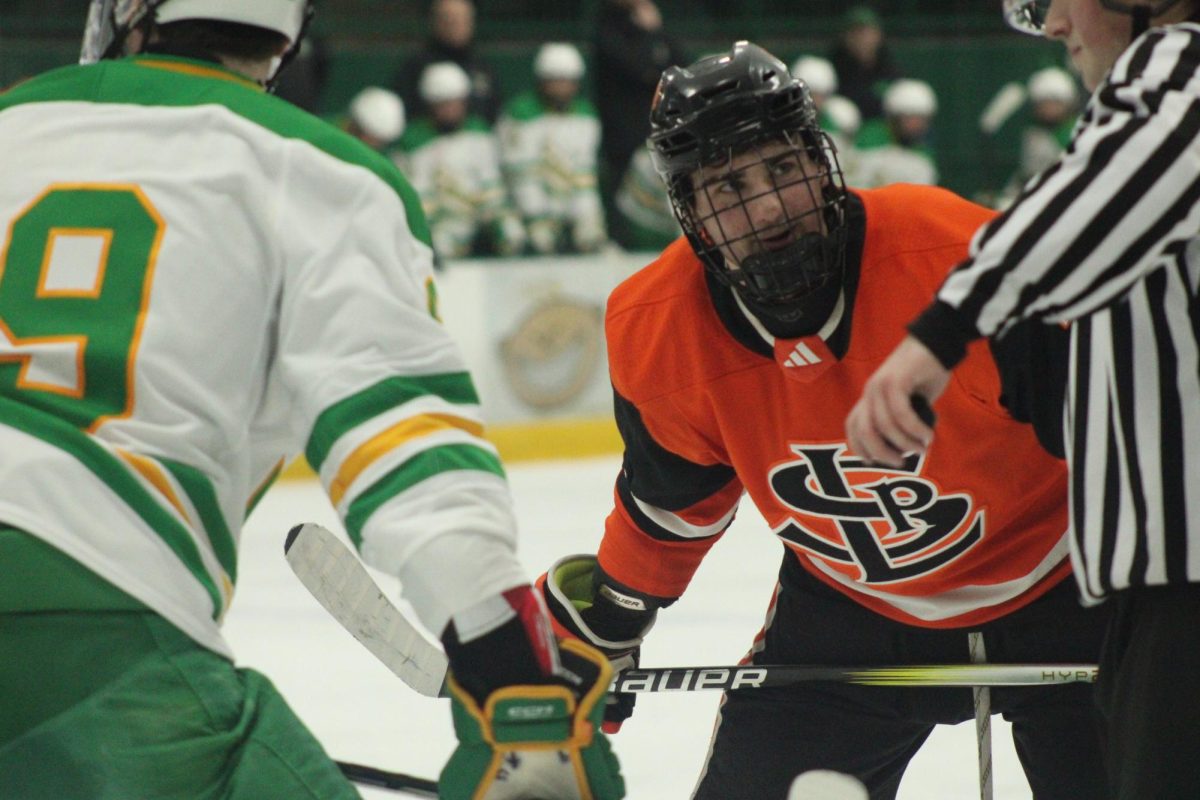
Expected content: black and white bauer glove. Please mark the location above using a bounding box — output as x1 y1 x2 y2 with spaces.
538 554 660 732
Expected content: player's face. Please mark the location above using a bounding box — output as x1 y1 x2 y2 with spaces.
690 138 828 271
539 78 579 107
1043 0 1132 90
433 0 474 49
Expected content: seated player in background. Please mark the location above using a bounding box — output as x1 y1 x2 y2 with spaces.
394 61 525 259
497 42 608 255
851 78 940 188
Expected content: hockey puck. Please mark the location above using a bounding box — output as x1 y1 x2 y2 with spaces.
787 769 869 800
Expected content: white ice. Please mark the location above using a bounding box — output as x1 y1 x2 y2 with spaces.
226 455 1034 799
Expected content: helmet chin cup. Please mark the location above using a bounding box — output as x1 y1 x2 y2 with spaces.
730 225 847 325
736 231 829 303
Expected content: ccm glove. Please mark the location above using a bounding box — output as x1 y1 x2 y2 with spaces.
441 638 624 800
538 555 659 732
440 586 624 800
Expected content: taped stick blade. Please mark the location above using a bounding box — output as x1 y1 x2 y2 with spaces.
285 523 448 697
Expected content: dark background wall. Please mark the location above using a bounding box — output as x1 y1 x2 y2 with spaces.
0 1 1069 200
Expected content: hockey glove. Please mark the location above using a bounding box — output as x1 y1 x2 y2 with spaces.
441 636 624 800
440 586 624 800
538 555 658 733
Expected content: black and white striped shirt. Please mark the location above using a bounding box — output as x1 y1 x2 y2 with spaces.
909 23 1200 603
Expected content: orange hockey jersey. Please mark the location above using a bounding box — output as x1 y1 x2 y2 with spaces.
598 185 1072 628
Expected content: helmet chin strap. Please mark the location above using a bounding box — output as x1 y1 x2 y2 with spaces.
733 229 846 333
266 1 315 92
1132 3 1152 37
1099 0 1188 40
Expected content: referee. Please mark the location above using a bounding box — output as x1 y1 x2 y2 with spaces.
847 1 1200 797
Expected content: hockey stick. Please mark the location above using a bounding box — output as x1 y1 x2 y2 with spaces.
337 760 437 796
284 523 1099 697
969 631 994 800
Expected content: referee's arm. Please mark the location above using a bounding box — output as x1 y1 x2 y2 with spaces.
910 25 1200 367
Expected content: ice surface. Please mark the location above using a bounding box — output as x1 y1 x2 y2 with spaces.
226 455 1033 799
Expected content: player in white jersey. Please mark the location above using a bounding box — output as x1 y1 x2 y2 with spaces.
496 43 607 254
0 2 622 799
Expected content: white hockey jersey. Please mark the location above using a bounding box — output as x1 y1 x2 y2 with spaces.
496 93 606 253
0 55 527 656
394 116 525 258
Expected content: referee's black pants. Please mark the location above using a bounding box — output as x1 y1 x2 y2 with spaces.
692 554 1110 800
1096 584 1200 800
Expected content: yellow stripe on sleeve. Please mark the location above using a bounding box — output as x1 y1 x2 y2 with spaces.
328 413 485 506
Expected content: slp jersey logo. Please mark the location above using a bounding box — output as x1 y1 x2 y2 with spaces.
769 445 984 583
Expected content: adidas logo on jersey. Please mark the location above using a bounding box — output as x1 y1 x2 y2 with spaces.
783 342 822 368
774 335 834 383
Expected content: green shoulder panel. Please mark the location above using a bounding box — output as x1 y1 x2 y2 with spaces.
504 91 544 122
503 92 598 121
462 114 492 133
397 114 492 152
0 57 431 246
568 96 598 117
398 117 441 152
854 118 892 150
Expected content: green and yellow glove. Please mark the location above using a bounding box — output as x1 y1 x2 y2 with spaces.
440 637 625 800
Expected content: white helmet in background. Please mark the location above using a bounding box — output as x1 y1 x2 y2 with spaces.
350 87 406 143
419 61 472 104
1027 66 1078 104
823 95 862 138
82 0 312 65
534 42 585 82
790 55 838 96
883 79 938 117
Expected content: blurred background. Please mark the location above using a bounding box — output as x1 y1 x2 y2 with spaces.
0 1 1081 461
0 0 1072 206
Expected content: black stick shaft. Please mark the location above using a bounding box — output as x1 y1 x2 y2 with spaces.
338 761 437 796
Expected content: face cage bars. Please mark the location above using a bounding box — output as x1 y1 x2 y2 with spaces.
677 130 845 295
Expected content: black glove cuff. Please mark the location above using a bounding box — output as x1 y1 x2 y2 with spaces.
443 615 551 703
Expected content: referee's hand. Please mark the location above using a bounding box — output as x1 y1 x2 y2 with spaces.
846 335 950 467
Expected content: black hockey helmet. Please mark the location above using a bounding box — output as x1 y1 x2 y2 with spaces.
648 41 848 320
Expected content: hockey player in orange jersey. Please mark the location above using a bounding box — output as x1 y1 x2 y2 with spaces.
539 42 1110 799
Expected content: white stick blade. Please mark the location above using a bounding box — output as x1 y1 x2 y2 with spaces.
284 523 449 697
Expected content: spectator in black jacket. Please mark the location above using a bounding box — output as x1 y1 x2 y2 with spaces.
827 5 902 122
393 0 501 123
592 0 686 207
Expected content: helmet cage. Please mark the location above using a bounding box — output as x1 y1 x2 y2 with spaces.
669 128 848 311
648 42 850 312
